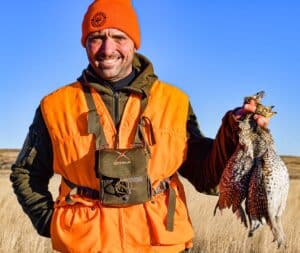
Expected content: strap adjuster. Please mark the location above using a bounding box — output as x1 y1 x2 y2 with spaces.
152 179 170 195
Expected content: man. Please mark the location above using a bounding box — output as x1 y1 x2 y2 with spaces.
10 1 269 253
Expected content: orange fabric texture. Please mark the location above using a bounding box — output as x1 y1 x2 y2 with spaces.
41 80 194 253
81 0 140 48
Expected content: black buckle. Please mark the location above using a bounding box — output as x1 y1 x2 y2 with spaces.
77 186 100 199
152 179 170 195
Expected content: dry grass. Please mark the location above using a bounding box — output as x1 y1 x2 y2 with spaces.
0 149 20 170
1 149 300 252
282 156 300 179
0 172 60 253
183 177 300 253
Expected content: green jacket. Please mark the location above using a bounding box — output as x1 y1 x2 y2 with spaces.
10 53 239 238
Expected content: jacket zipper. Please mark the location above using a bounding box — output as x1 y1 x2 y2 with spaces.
113 91 120 148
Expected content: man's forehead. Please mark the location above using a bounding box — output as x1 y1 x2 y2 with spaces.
88 28 128 37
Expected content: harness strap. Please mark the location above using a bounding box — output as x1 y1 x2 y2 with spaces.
101 175 146 196
82 75 108 150
134 116 156 158
166 186 176 231
151 180 169 195
153 178 176 232
63 177 100 204
63 177 173 200
63 176 176 231
141 116 156 146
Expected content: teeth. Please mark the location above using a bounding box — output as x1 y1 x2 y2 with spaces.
95 58 119 67
102 59 117 63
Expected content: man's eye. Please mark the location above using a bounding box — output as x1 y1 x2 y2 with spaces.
89 36 104 42
113 35 126 41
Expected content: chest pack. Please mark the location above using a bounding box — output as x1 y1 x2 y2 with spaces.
97 146 151 205
83 80 153 206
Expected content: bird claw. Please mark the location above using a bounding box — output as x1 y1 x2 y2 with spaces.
272 237 287 249
213 203 223 216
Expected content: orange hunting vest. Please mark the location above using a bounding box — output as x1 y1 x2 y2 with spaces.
41 80 194 253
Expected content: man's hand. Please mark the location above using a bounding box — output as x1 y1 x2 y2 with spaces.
235 99 270 129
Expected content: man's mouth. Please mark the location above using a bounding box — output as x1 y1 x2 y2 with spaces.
95 56 121 68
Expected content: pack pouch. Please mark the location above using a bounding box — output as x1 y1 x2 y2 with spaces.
96 147 152 206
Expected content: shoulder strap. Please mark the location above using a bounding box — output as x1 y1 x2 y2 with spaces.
81 75 108 150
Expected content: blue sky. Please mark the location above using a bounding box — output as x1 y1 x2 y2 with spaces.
0 1 299 156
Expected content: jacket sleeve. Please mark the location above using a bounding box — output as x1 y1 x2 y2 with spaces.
178 103 240 194
10 106 54 238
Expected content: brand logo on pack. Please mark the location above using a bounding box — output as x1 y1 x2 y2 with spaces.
113 150 131 166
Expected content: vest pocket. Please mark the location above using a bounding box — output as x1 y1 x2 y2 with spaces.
50 199 101 253
144 192 194 245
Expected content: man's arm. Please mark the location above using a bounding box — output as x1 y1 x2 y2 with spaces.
10 106 54 237
178 104 240 194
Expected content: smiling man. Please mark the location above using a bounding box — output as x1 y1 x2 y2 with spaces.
10 1 269 253
86 29 136 82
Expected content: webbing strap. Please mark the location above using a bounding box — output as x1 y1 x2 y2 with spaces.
63 176 173 200
134 117 156 157
63 177 100 204
82 84 108 150
63 175 175 230
134 120 151 157
142 117 156 146
132 99 144 147
132 100 154 152
166 186 176 231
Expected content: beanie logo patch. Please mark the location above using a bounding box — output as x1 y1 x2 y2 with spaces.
91 12 107 28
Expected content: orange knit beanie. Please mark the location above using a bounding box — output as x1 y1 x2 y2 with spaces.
81 0 140 49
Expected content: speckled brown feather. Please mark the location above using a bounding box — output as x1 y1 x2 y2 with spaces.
245 123 289 249
214 91 289 248
214 115 255 226
246 157 269 236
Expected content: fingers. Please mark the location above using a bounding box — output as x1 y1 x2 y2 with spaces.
234 97 271 129
253 114 270 128
243 99 270 128
243 99 256 113
234 99 256 119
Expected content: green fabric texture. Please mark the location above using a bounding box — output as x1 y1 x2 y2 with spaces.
10 113 54 238
82 82 109 149
166 186 176 231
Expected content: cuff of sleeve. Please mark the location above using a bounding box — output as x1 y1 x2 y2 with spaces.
34 207 54 238
222 108 241 133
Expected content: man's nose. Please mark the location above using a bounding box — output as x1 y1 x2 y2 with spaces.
99 37 115 55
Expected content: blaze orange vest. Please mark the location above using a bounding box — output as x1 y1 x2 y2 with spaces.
41 80 194 253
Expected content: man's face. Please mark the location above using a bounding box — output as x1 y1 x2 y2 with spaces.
86 28 135 82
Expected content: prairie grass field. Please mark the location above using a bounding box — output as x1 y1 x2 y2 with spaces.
1 150 300 253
